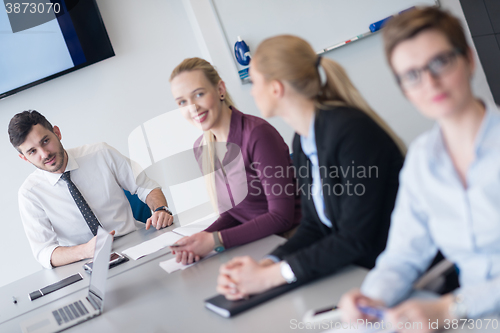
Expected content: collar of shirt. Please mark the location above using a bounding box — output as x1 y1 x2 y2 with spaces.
430 100 500 164
300 113 317 164
44 149 80 186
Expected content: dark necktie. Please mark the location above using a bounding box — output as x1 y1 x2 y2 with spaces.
60 171 102 236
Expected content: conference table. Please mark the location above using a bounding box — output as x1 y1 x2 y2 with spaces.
0 221 497 333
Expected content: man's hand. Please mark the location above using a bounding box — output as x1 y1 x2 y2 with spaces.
146 210 173 230
144 189 172 230
50 230 115 267
84 230 116 258
170 231 214 265
216 256 285 300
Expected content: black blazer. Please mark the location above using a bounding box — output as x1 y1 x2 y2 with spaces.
270 106 404 283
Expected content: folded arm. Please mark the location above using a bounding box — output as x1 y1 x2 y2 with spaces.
273 117 403 283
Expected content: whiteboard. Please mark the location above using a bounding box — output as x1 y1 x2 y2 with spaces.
183 0 492 147
213 0 438 55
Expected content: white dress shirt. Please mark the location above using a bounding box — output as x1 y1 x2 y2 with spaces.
18 142 159 268
361 100 500 318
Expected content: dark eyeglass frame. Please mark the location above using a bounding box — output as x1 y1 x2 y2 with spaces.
395 48 466 89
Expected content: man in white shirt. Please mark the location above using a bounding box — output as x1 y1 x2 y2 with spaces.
9 110 173 269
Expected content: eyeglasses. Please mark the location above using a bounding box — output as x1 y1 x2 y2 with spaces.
395 49 465 89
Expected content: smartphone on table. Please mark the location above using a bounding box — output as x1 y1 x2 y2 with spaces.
83 252 128 272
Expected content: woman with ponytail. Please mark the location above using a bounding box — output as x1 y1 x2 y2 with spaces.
169 57 301 265
216 35 404 299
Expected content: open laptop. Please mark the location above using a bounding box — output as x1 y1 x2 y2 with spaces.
20 227 113 333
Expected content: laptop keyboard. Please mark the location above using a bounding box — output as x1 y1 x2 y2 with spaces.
52 300 89 325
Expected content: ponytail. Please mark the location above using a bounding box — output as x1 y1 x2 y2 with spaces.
253 35 406 154
318 58 406 153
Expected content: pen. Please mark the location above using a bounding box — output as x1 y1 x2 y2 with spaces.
12 296 17 304
358 305 385 319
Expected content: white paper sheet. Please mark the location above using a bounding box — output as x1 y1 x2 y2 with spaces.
172 214 218 237
159 251 217 273
122 231 184 260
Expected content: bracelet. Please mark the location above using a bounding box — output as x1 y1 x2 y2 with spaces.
213 232 225 253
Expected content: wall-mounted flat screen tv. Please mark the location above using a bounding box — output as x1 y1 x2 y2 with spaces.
0 0 115 100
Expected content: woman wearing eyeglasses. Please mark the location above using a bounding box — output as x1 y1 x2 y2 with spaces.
339 7 500 332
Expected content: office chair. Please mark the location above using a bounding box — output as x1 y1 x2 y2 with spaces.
124 190 152 223
415 251 460 295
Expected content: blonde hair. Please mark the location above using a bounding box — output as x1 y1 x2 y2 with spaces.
253 35 406 153
170 57 236 213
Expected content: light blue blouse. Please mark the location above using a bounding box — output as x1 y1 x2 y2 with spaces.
361 100 500 318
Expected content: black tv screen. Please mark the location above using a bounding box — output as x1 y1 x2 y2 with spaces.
0 0 114 99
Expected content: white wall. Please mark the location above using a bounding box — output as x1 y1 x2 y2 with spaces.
185 0 493 148
0 0 203 287
0 0 493 287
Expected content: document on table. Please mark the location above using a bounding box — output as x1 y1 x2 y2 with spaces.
122 231 184 260
159 251 217 273
173 214 218 237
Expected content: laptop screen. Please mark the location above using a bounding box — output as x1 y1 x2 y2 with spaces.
88 227 112 310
